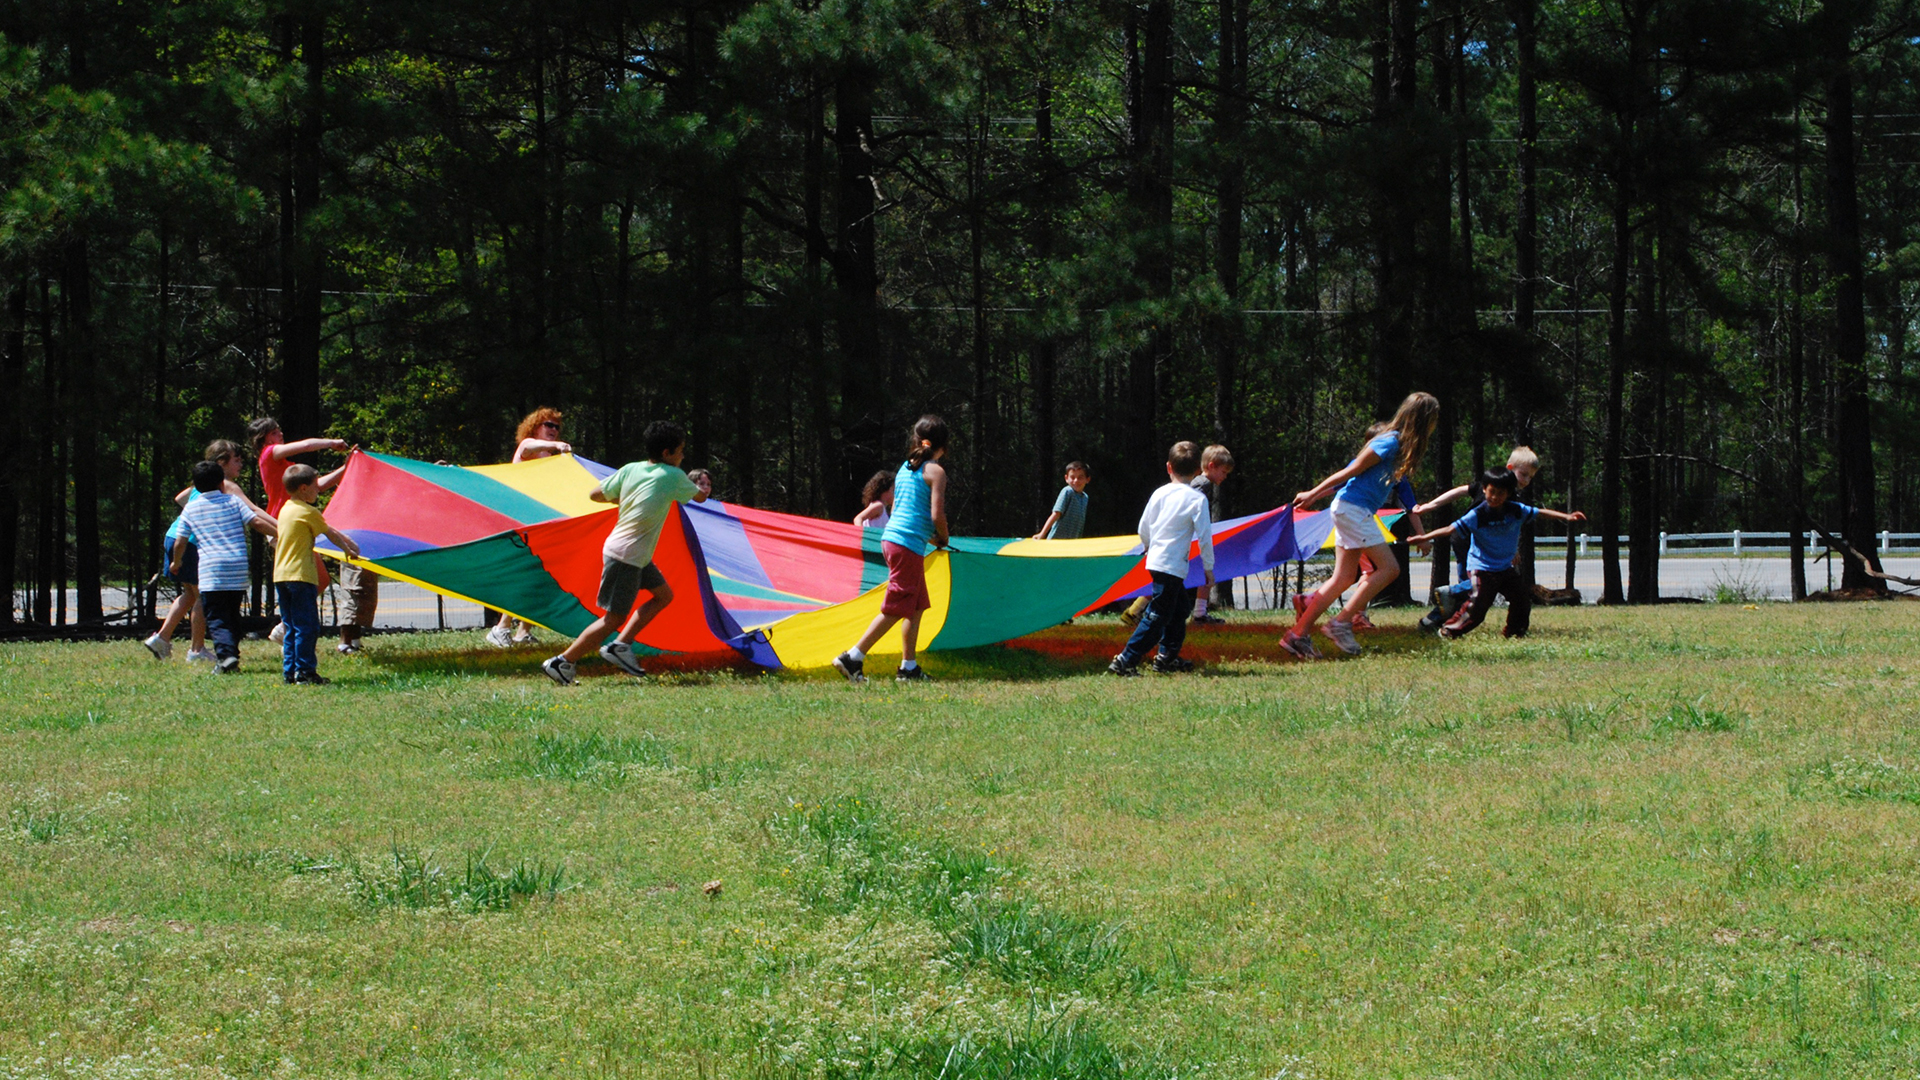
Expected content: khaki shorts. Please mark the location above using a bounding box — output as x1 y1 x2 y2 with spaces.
336 562 380 627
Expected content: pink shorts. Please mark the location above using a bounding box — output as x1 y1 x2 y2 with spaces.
880 542 931 618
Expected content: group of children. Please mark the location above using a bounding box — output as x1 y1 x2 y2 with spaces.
142 392 1581 686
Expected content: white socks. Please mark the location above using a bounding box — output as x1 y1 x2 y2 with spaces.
847 646 867 661
1194 597 1209 617
900 659 918 671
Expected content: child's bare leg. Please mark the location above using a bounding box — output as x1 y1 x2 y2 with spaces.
157 585 197 641
852 612 901 656
559 615 617 664
1337 543 1399 622
898 611 923 663
190 601 206 651
1292 549 1363 635
614 582 675 645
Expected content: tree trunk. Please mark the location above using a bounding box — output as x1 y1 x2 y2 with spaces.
1125 1 1176 507
1032 68 1058 518
1514 0 1537 336
34 272 55 625
1789 134 1808 601
148 222 169 618
1825 60 1885 590
0 281 21 626
833 64 883 518
1601 151 1631 604
1213 0 1245 455
62 240 101 622
280 15 325 443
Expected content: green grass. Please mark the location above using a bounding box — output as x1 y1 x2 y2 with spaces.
2 603 1919 1077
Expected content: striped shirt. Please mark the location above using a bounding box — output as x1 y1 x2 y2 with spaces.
176 491 253 591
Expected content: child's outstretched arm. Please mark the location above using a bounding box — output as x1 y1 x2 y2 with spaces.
1413 484 1471 517
1406 522 1457 545
513 438 572 462
322 526 362 561
316 447 357 493
1032 510 1062 540
1292 448 1381 510
268 437 351 461
174 485 193 508
1534 508 1587 525
926 462 950 548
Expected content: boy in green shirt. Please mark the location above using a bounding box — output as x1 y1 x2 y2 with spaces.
542 422 708 684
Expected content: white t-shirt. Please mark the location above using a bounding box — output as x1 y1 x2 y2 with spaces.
1136 481 1215 577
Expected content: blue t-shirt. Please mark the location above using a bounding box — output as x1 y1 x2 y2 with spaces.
176 491 253 591
1334 431 1401 511
881 460 935 551
165 488 203 543
1454 501 1540 572
1047 486 1089 539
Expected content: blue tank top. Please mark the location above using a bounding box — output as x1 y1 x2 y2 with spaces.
880 459 934 550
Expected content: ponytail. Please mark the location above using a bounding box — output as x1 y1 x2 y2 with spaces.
904 414 950 471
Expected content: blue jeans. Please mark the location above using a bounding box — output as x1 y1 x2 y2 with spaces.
276 581 320 681
1118 571 1193 666
201 590 244 662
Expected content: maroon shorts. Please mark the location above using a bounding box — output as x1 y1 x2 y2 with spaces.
879 541 932 618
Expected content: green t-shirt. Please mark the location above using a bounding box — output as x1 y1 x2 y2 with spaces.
599 460 700 568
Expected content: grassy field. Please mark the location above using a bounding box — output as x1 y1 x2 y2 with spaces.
2 603 1918 1079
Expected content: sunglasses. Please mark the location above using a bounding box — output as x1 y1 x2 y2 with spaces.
540 422 562 432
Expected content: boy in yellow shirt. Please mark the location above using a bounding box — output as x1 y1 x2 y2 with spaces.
274 464 361 685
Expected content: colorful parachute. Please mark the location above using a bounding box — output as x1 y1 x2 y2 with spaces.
317 451 1399 668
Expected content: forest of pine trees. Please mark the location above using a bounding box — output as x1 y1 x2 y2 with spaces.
3 0 1917 625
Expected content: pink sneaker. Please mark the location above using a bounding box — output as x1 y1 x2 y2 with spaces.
1350 613 1378 632
1279 632 1322 661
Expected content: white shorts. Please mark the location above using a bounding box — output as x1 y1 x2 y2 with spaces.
1328 499 1384 550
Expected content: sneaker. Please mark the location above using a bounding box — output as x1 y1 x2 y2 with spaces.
1417 608 1446 634
293 673 331 686
215 656 241 675
831 652 867 684
269 622 286 644
1151 655 1195 674
1349 613 1378 632
1324 619 1362 656
1279 632 1322 661
599 641 647 676
1118 602 1144 628
512 629 537 644
486 623 514 648
541 655 577 686
1107 655 1140 677
142 633 171 661
895 664 931 682
1190 613 1225 626
336 642 361 655
186 647 216 664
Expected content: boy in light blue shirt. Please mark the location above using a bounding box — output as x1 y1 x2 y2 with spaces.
1407 468 1585 640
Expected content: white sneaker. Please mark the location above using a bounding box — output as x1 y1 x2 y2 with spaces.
486 624 514 648
598 641 646 676
269 622 286 644
142 633 171 660
1324 619 1362 656
541 655 577 686
186 648 216 664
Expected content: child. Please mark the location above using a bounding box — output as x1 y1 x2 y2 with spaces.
1406 467 1585 640
1412 445 1543 632
832 416 950 684
1108 442 1215 676
688 469 714 500
334 562 378 654
511 408 572 463
854 469 894 529
250 418 352 642
274 464 362 684
541 421 708 685
1189 446 1233 623
171 460 277 674
1283 392 1439 659
143 441 276 662
1033 461 1091 540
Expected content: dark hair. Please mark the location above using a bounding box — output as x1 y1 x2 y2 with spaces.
905 414 950 470
247 417 280 455
1480 467 1519 494
284 463 319 492
861 469 895 506
1065 461 1090 476
190 460 225 493
644 421 687 460
1167 440 1202 479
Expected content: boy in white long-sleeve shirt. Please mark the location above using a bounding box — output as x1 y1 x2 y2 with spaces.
1109 442 1215 676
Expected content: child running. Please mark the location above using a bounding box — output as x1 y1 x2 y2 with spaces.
1413 445 1543 631
171 461 277 674
540 421 707 685
1108 441 1214 676
854 470 894 529
1406 467 1586 639
1189 446 1232 623
273 464 362 684
832 415 950 684
1283 392 1439 659
143 441 275 662
1033 461 1091 540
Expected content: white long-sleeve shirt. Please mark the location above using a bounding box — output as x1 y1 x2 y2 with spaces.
1137 480 1215 577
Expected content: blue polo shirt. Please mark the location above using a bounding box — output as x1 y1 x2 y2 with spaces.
1454 501 1540 573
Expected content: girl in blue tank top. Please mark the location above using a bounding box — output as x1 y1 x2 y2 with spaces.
834 416 951 684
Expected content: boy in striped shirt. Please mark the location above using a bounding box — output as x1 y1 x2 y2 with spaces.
172 461 277 673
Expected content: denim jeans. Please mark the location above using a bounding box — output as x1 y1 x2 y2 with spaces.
1118 571 1194 666
201 590 244 662
276 581 321 681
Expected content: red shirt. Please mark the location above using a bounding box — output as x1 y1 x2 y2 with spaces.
260 444 291 517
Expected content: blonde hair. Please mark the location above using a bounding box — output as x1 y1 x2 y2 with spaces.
1201 445 1234 468
1506 445 1540 470
514 407 565 447
283 463 319 491
1376 392 1440 482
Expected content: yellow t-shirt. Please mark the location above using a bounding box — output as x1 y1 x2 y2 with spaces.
273 500 327 584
